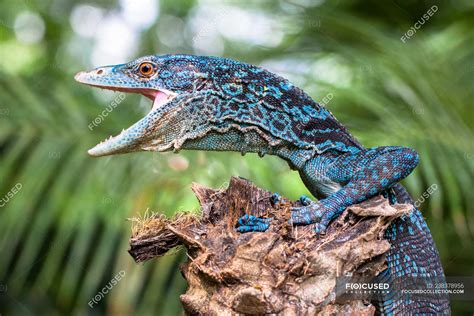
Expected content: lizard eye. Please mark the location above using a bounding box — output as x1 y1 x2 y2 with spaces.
139 62 155 77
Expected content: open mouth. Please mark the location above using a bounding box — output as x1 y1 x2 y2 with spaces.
74 71 177 157
83 84 176 113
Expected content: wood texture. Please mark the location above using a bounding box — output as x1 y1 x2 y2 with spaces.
128 177 411 315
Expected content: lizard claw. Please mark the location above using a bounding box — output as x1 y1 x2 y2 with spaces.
290 204 323 225
313 222 328 234
236 214 273 233
290 202 343 235
269 192 281 206
299 195 312 206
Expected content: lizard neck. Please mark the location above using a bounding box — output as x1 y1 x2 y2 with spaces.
180 127 314 170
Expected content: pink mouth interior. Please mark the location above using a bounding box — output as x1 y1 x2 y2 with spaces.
83 84 171 112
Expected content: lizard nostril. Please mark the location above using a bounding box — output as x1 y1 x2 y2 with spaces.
96 69 104 75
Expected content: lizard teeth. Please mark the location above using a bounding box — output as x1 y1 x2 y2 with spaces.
88 87 178 156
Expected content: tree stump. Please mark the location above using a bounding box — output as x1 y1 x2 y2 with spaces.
128 177 411 315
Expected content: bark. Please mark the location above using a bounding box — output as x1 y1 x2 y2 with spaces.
128 177 411 315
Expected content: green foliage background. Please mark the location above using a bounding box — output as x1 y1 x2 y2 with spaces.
0 0 473 314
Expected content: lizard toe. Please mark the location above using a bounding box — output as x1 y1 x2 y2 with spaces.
236 214 272 233
290 204 323 225
269 192 282 206
236 222 270 233
299 195 313 206
313 222 328 235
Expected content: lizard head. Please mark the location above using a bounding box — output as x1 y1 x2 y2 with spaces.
75 54 221 157
75 54 327 159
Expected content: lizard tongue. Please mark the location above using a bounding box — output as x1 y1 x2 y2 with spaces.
150 90 170 112
87 91 175 157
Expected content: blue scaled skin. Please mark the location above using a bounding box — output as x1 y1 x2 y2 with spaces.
236 214 272 233
75 54 450 315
